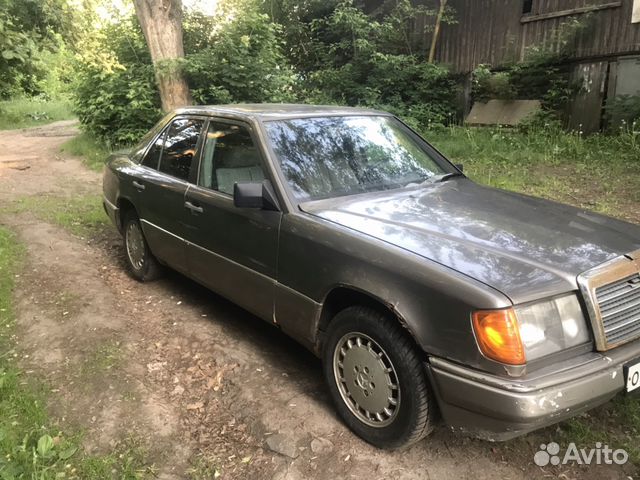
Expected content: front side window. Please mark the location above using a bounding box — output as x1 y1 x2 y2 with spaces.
264 115 448 201
198 122 265 195
158 117 205 181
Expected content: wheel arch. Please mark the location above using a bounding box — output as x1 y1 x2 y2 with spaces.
116 197 138 232
316 285 426 359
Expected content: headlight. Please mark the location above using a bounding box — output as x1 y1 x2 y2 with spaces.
515 294 590 361
473 294 590 365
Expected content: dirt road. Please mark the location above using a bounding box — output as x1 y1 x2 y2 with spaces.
0 122 633 480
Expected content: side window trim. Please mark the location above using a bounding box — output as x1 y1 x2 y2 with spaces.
195 117 269 196
187 117 209 185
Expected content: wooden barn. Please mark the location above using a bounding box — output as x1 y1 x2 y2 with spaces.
404 0 640 131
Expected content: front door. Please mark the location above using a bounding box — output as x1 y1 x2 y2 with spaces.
183 119 281 321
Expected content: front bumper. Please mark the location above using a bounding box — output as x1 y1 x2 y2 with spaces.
427 339 640 441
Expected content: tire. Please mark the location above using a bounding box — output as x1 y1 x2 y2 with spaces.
122 211 162 282
322 306 434 449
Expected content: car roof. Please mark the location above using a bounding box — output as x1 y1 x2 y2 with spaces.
173 103 391 121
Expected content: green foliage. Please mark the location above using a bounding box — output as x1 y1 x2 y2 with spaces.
73 1 295 145
471 66 515 102
471 61 574 111
0 15 40 98
605 95 640 130
0 0 82 99
70 0 462 142
184 3 295 104
516 109 564 134
470 16 590 114
74 62 161 145
282 0 459 129
72 16 162 145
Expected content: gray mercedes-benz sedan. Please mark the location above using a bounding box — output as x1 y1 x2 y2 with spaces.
102 104 640 448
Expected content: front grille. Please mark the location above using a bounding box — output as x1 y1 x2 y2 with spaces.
595 273 640 346
577 250 640 351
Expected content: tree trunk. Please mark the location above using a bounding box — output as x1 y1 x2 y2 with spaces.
133 0 192 111
428 0 447 63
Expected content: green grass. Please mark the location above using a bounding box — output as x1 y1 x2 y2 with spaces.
81 340 123 376
187 456 222 480
77 437 156 479
61 133 112 172
0 98 74 130
0 226 153 479
426 125 640 222
556 395 640 467
6 195 109 237
0 226 77 479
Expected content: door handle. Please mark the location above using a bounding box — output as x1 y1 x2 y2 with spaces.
185 201 203 214
132 180 145 191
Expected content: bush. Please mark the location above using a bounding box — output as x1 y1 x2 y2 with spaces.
292 1 459 129
184 6 295 105
74 64 160 145
72 15 161 145
605 95 640 130
471 61 574 111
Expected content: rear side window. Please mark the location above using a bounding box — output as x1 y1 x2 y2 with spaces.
158 118 205 181
142 130 166 169
131 113 173 164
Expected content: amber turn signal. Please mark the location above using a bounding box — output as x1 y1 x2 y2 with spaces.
472 308 525 365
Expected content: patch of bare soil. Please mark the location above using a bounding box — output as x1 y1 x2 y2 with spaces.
0 123 635 480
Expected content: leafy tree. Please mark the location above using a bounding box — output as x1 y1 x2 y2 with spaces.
73 16 162 144
184 2 295 104
73 0 295 144
0 0 85 98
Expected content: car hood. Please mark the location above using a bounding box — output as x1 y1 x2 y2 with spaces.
300 178 640 304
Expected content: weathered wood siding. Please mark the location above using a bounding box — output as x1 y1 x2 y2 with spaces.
434 0 640 72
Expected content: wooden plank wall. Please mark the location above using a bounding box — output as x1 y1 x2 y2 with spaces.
432 0 640 72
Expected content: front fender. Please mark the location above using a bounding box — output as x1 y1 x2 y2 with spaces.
275 213 512 373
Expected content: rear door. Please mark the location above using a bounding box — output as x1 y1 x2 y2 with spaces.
183 118 282 321
137 116 206 273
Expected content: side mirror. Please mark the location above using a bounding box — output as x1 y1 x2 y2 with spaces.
233 180 279 211
455 163 464 173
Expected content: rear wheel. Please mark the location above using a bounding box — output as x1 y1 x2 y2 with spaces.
323 306 434 449
123 212 161 282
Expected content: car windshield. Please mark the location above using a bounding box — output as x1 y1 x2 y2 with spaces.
264 115 449 201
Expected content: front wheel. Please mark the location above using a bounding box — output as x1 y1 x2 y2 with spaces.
123 212 162 282
323 306 435 449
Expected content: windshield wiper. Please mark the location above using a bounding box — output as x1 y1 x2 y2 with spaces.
437 172 465 182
